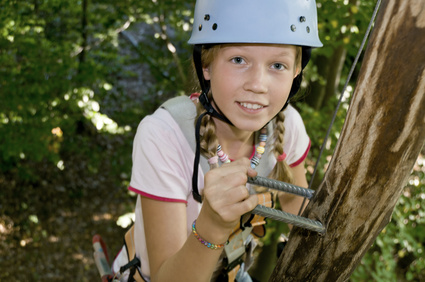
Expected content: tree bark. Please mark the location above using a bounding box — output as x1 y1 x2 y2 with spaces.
270 1 425 281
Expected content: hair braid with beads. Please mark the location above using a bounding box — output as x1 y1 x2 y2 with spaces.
268 111 294 184
195 96 219 169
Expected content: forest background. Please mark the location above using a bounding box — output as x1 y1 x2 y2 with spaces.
1 0 424 281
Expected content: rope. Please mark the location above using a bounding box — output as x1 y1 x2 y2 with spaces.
299 0 383 215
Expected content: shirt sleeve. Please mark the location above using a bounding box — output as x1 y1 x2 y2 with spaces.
129 109 194 203
283 105 311 167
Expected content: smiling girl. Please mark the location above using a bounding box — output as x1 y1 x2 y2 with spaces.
112 0 322 281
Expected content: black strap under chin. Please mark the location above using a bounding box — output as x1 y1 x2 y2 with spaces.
199 91 233 125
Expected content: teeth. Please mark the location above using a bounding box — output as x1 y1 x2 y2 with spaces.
240 102 263 110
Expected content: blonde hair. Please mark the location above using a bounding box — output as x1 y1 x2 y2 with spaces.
195 44 302 183
268 111 294 183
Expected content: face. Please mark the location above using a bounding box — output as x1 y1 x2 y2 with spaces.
203 44 300 132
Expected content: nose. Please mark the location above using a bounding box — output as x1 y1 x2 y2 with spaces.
243 65 268 94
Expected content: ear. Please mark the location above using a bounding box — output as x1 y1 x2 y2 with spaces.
294 66 301 79
203 67 211 81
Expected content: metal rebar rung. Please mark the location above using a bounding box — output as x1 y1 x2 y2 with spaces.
252 205 325 234
248 176 315 199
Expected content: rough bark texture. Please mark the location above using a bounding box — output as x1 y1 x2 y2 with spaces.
270 1 425 281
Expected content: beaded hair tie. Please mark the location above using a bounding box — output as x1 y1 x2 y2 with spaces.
277 152 287 162
192 220 226 250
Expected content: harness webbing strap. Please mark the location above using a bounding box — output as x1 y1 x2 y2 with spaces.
123 225 146 282
228 265 240 282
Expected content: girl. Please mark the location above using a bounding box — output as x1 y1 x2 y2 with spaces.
112 0 322 281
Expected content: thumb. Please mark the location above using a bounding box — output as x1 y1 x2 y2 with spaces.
247 167 258 178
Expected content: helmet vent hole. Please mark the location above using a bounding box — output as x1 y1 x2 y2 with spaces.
300 16 306 22
199 24 203 31
306 26 310 33
212 23 218 30
290 25 296 32
204 14 210 21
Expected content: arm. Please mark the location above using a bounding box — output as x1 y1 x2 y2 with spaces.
141 198 222 282
142 158 259 282
278 160 308 216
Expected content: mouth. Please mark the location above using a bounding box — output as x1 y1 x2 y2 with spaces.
238 102 265 110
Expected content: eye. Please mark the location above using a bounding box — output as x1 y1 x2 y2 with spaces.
231 57 245 64
271 63 286 70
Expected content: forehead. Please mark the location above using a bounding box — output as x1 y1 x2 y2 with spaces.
219 43 298 57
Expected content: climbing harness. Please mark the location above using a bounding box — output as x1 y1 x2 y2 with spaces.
93 228 146 282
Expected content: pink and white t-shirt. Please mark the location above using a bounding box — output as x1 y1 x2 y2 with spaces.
121 100 310 279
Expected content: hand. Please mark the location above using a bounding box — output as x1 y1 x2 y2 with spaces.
197 158 259 242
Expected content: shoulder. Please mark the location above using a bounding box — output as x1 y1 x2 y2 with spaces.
281 105 310 167
283 105 305 127
136 95 196 138
135 108 180 140
161 95 198 120
130 105 196 201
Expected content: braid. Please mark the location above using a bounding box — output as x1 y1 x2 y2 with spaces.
195 97 219 169
269 111 294 184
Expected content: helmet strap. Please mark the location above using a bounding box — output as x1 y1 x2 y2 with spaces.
199 91 234 125
193 45 234 126
192 111 207 203
281 47 312 111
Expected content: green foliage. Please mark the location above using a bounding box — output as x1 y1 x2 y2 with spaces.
0 1 196 279
1 0 424 280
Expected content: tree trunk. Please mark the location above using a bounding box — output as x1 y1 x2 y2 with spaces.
270 1 425 281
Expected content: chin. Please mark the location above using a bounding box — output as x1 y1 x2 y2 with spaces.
232 120 268 132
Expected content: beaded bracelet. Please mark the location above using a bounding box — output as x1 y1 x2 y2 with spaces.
192 220 226 250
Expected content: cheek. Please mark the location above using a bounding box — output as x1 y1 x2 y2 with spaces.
271 81 292 106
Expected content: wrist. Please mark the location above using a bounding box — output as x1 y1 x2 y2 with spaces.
195 213 233 246
192 220 227 249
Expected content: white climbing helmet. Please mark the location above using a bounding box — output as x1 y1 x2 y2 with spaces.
188 0 322 48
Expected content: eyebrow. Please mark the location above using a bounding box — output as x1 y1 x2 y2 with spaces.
275 51 296 57
221 45 297 60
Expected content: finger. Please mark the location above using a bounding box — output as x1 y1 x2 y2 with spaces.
247 167 258 178
205 182 249 211
223 194 259 220
205 168 249 191
229 158 258 178
221 185 251 204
